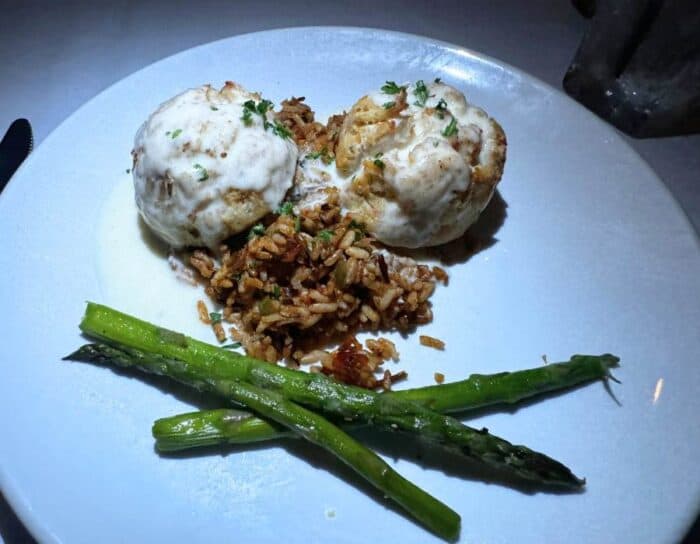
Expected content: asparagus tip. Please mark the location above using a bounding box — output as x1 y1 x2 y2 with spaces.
62 344 96 362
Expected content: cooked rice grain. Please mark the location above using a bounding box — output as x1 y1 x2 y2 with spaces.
420 335 445 350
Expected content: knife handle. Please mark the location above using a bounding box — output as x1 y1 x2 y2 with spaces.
0 118 33 193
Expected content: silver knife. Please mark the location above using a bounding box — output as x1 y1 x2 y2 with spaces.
0 118 33 193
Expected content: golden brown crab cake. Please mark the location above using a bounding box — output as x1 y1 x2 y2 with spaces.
132 82 298 250
336 80 506 248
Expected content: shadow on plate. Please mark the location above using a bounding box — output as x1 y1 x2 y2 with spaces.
137 215 169 258
390 189 508 267
451 375 622 423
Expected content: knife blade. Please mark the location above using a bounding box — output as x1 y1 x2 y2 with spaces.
0 118 33 193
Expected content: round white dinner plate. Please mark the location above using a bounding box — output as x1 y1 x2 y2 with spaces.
1 27 699 544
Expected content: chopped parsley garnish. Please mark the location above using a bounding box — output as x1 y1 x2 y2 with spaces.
382 101 396 109
210 105 219 111
434 77 442 84
272 285 281 299
125 168 131 174
241 100 256 125
373 152 385 170
413 80 429 107
221 342 242 349
435 98 448 119
442 118 458 137
256 99 273 115
349 219 365 231
381 81 406 94
170 128 182 139
305 147 333 164
209 312 222 324
349 219 366 240
248 223 265 239
276 201 294 216
241 98 292 140
270 120 292 139
294 215 301 232
241 99 264 125
193 163 209 181
317 229 333 243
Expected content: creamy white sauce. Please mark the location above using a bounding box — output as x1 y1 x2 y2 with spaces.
133 84 298 250
292 155 345 209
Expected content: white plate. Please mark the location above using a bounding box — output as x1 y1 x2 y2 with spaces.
1 27 699 544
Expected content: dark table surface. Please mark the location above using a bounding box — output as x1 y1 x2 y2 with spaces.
1 1 698 542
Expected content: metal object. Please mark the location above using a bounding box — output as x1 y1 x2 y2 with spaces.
0 118 33 193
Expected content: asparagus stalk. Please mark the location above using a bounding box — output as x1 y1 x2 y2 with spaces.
207 379 461 542
152 354 618 452
152 408 288 451
394 354 619 412
68 336 584 488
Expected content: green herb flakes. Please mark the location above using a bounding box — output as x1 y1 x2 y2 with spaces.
349 219 366 241
349 219 365 232
241 100 256 125
373 152 385 170
221 342 242 349
442 118 458 137
413 80 429 107
256 99 273 115
276 201 294 216
193 163 209 181
170 128 182 139
210 105 219 111
381 81 406 94
383 101 396 109
248 223 265 240
209 312 222 324
241 100 276 129
435 98 448 119
271 120 292 139
241 99 279 132
305 147 333 164
317 229 333 243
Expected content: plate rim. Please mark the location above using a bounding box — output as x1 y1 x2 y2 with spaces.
1 25 699 543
